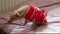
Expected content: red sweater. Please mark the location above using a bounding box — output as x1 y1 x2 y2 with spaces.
25 4 47 24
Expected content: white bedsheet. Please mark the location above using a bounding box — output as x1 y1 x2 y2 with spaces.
46 7 60 22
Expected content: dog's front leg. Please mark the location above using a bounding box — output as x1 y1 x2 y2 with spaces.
32 20 37 30
24 20 29 26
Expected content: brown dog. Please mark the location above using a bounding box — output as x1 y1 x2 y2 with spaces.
8 4 47 27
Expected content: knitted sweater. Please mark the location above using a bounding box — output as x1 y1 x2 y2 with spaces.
25 4 47 24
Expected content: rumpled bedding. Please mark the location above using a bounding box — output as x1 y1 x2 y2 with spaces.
47 7 60 22
0 6 60 34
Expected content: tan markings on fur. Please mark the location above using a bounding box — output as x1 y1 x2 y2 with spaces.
8 5 30 24
17 5 30 17
9 5 28 18
10 5 30 18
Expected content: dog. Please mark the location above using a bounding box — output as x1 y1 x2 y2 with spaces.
8 4 47 28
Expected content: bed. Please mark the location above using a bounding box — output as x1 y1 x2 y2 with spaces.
0 0 60 34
